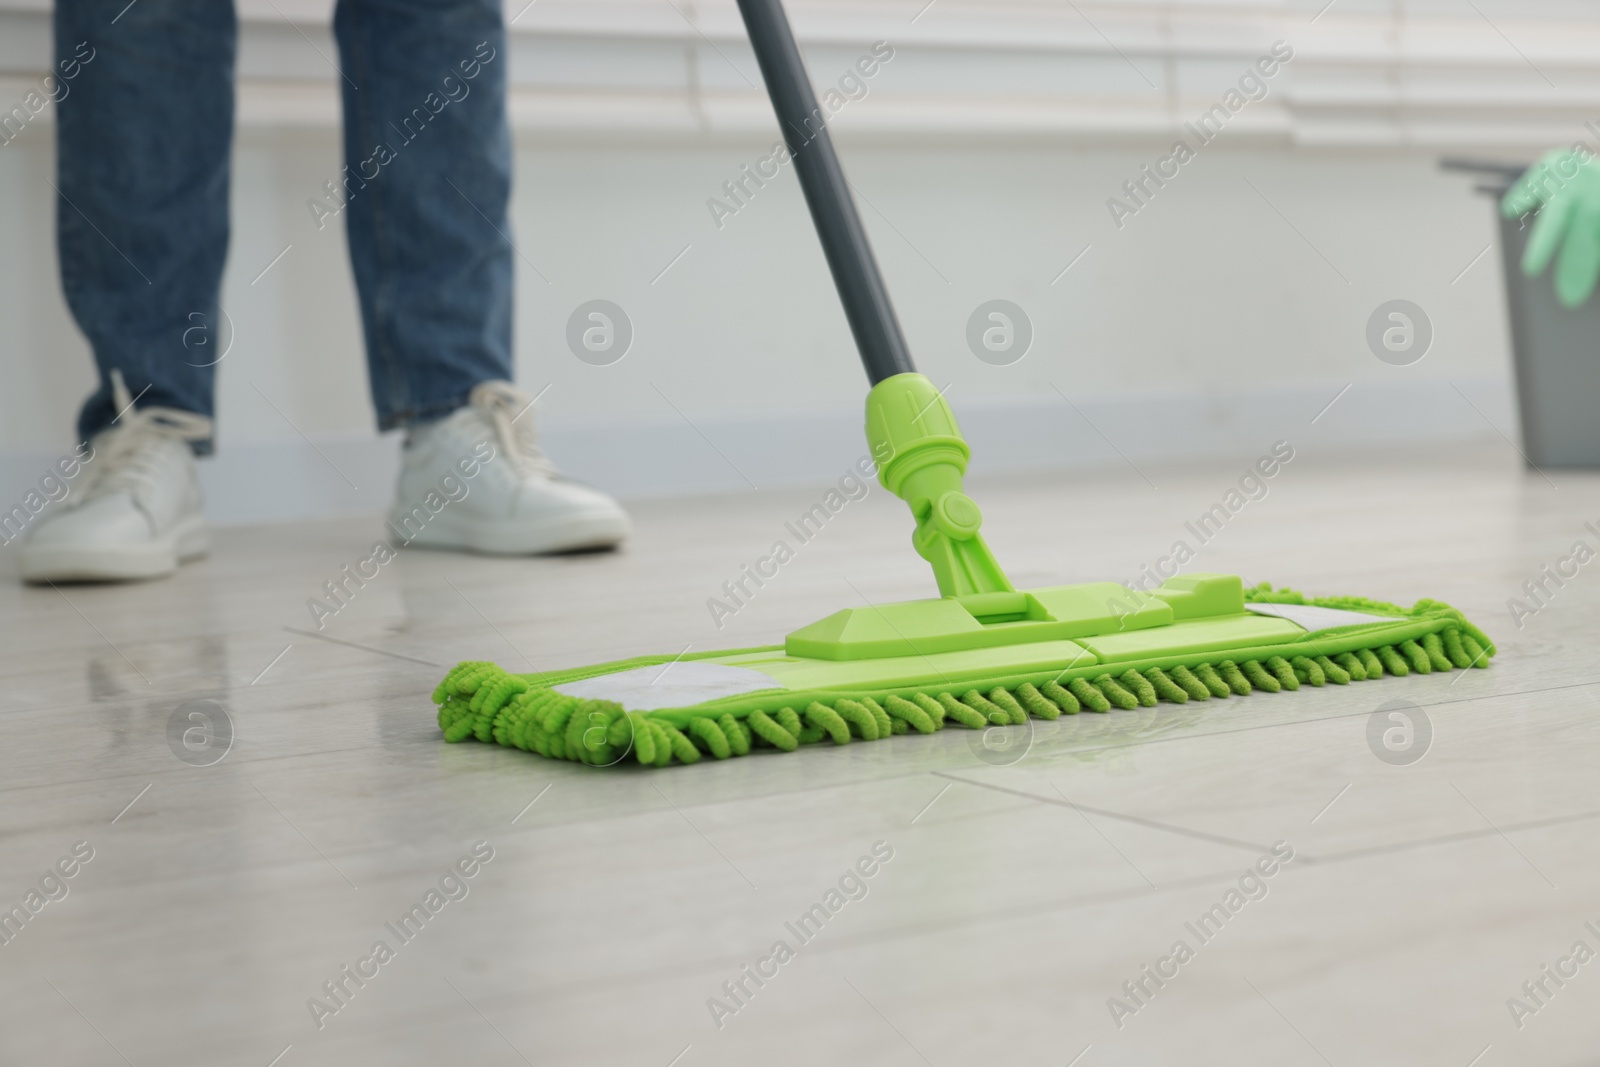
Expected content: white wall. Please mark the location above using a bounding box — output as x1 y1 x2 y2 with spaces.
3 0 1580 524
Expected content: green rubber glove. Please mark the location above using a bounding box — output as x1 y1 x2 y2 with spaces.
1502 147 1600 309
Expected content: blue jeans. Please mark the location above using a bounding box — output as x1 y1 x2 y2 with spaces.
55 0 514 451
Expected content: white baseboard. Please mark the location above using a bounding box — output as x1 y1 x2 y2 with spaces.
0 377 1517 529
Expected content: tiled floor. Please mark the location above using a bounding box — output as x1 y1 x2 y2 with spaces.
2 443 1596 1066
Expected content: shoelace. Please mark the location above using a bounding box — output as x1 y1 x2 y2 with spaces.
77 370 213 506
468 380 558 480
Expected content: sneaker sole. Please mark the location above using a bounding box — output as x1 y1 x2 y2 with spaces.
388 509 629 556
19 514 209 583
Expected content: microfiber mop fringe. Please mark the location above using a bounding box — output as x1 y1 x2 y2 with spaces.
433 585 1495 769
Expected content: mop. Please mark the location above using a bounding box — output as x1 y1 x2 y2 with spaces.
432 0 1494 767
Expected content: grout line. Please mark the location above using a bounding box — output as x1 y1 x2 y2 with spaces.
465 802 1600 1007
282 626 441 667
935 770 1272 852
1303 806 1600 867
1450 781 1558 889
1053 781 1156 888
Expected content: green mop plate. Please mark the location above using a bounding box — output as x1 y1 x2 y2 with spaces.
433 574 1495 769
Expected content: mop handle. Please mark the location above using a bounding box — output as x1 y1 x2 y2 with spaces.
734 0 916 384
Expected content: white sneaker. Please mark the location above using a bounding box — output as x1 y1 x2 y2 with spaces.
388 380 630 555
20 371 212 583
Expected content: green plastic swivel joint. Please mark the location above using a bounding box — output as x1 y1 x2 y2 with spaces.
865 373 1015 598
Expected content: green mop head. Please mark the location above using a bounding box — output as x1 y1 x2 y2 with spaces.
432 375 1495 769
434 578 1494 769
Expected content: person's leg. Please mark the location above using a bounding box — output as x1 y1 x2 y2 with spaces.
331 0 513 430
23 3 230 581
56 1 236 451
329 1 627 554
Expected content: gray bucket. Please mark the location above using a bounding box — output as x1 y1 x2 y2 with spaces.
1444 157 1600 467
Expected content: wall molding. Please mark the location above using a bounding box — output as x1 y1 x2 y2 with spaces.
3 2 1597 148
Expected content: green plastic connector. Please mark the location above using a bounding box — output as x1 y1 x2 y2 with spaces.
866 373 1014 598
